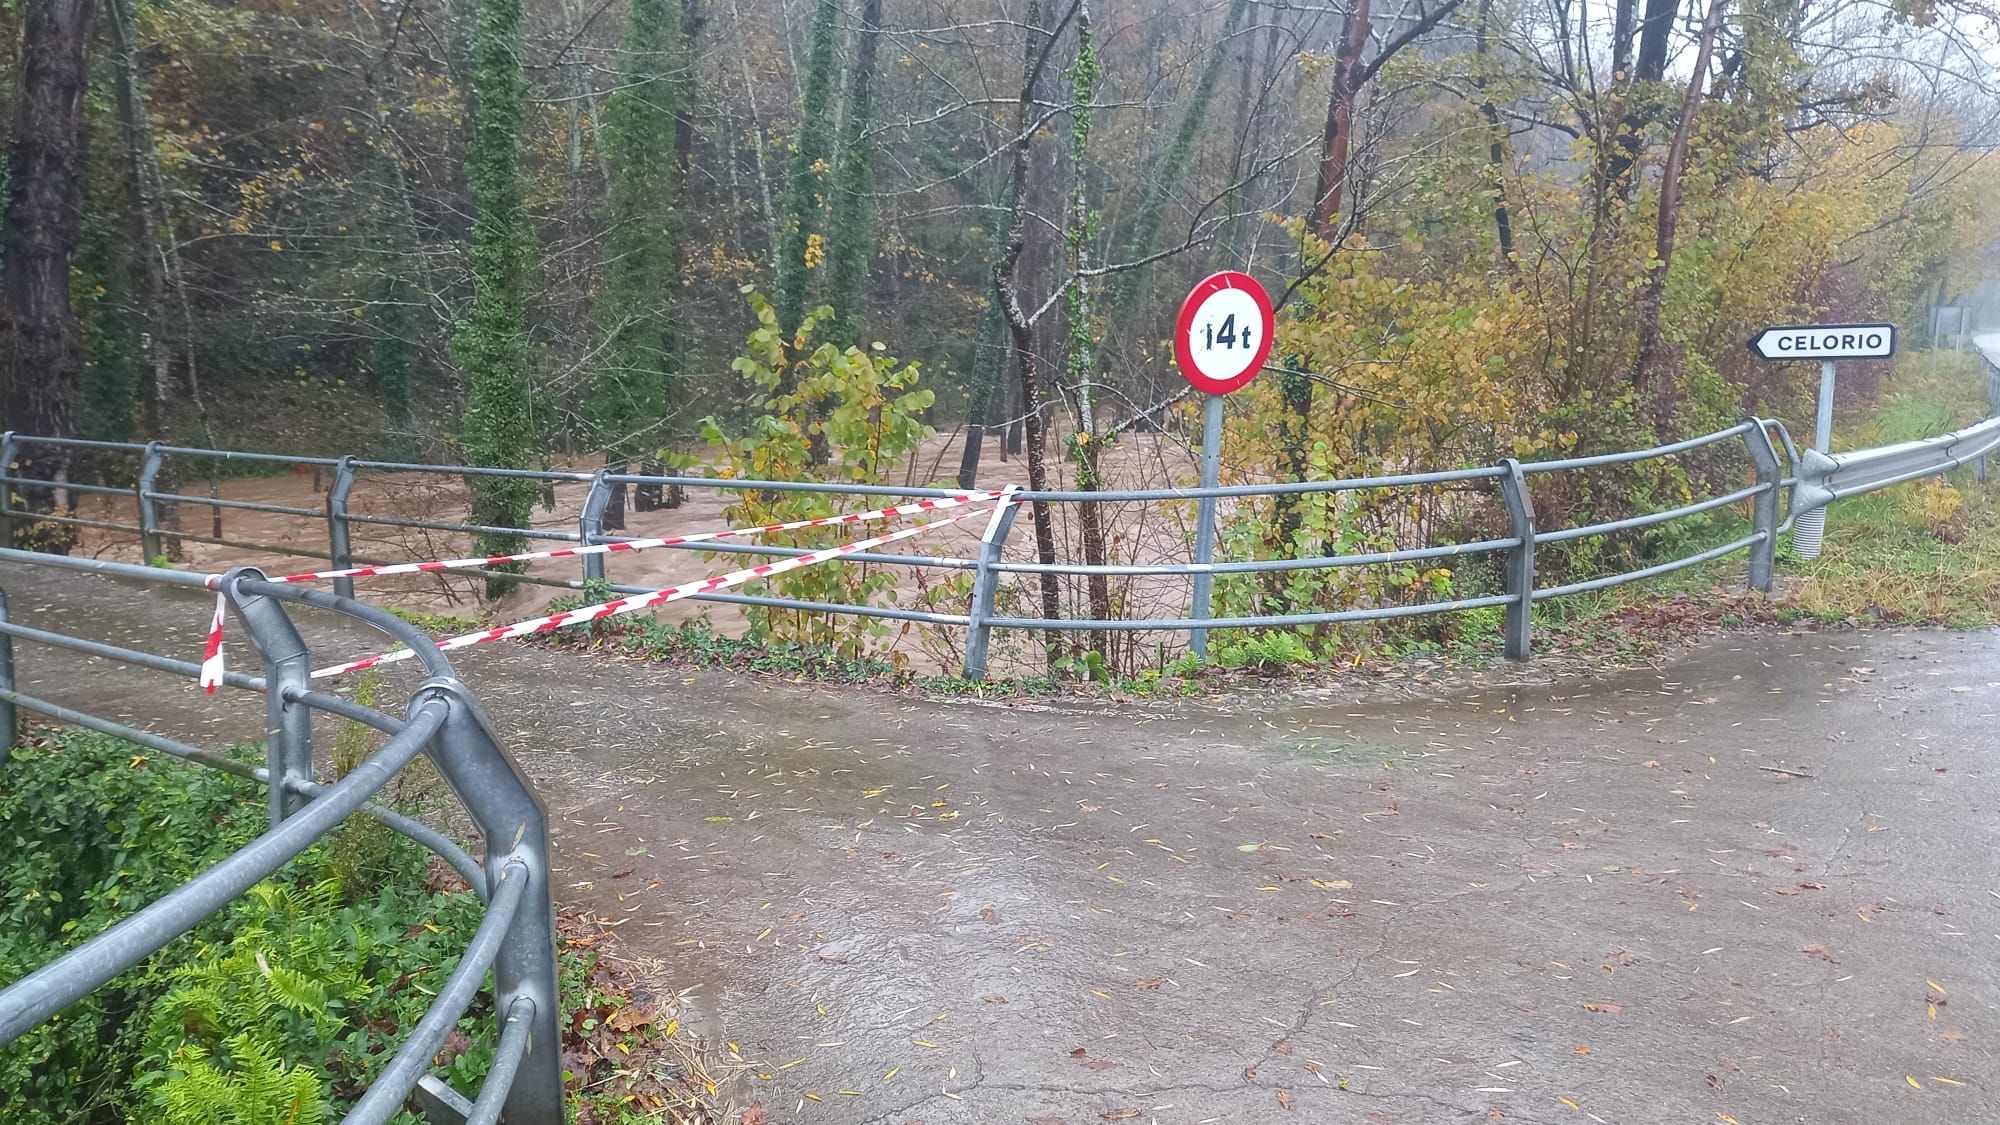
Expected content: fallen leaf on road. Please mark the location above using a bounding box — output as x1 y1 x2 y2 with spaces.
1134 977 1165 990
1803 944 1839 963
1582 1001 1624 1014
1276 1091 1294 1110
739 1104 769 1125
1101 1112 1141 1121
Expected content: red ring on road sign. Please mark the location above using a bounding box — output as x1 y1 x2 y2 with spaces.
1174 270 1275 396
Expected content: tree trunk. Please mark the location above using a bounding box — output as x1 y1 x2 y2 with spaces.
107 0 191 556
955 295 1008 487
995 0 1076 667
0 0 96 552
1307 0 1371 242
456 0 542 595
1064 4 1110 661
1476 0 1516 271
1633 0 1728 406
1276 0 1372 549
828 0 882 345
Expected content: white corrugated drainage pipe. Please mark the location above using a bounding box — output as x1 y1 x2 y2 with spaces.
1792 506 1825 559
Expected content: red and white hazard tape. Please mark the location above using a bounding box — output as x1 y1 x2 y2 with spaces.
199 592 228 690
259 489 1006 586
195 488 1013 692
307 502 1001 680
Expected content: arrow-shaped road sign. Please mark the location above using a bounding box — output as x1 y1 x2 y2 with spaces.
1747 323 1896 361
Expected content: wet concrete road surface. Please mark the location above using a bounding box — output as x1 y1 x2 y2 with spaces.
4 564 1996 1124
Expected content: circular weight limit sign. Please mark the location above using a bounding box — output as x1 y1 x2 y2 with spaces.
1174 270 1275 395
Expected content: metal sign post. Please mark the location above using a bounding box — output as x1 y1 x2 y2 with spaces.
1747 322 1898 560
1174 271 1275 659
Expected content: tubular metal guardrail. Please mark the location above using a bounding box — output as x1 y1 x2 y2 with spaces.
1 397 1994 684
0 549 563 1123
0 422 1811 677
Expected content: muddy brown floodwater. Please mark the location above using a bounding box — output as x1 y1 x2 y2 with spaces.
69 431 1213 678
5 561 1996 1124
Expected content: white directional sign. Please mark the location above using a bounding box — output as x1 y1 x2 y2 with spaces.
1747 323 1896 361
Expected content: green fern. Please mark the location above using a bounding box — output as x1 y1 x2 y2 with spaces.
156 1034 324 1125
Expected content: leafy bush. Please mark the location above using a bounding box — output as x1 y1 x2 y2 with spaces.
697 288 940 660
0 732 493 1124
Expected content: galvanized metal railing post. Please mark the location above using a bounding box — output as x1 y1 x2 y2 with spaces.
0 431 16 548
327 455 359 599
136 441 167 563
0 588 16 760
220 566 315 825
411 676 564 1122
580 469 613 584
1498 459 1536 661
1743 421 1782 592
1978 364 1999 484
1188 393 1226 660
962 496 1022 681
1792 357 1839 559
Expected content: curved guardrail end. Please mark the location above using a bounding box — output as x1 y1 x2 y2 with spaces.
406 677 563 1123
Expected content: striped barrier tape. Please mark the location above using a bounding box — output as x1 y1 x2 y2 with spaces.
305 499 1005 680
256 489 1007 586
195 487 1012 692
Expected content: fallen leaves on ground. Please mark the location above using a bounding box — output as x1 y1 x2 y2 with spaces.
1803 944 1839 963
560 907 737 1124
1581 1001 1625 1014
1069 1047 1117 1070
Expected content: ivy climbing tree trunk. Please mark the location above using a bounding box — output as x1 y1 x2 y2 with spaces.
827 0 881 346
773 0 840 338
455 0 540 595
1064 3 1112 660
0 0 96 552
591 0 684 525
